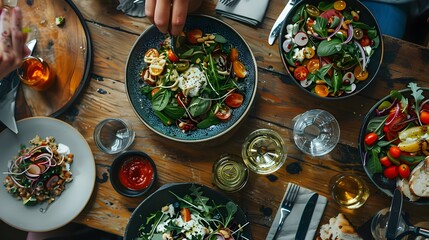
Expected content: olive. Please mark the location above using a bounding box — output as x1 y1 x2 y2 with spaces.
305 4 320 18
176 60 190 72
353 28 364 40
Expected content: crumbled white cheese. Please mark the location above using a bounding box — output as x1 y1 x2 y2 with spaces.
292 48 305 62
178 66 207 97
57 143 70 155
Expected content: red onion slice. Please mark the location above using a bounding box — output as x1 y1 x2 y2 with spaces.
343 24 353 44
354 40 367 71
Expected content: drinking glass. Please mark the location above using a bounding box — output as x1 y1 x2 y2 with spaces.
292 109 340 156
94 118 135 154
212 154 248 192
329 173 369 209
17 56 55 91
241 129 287 174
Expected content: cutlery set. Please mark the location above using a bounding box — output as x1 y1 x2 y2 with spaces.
218 0 240 7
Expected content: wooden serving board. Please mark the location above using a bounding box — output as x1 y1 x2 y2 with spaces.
15 0 91 119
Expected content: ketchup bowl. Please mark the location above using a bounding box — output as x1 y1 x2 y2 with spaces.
110 150 157 198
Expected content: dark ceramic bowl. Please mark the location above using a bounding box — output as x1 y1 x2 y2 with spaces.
124 182 252 239
279 0 383 99
125 14 257 143
109 150 157 198
358 87 429 204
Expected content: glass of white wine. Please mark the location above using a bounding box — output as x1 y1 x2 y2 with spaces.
329 173 369 209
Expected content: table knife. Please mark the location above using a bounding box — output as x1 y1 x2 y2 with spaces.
386 188 403 240
268 0 296 45
295 193 318 240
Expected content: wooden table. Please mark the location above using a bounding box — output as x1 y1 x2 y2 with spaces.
24 0 429 238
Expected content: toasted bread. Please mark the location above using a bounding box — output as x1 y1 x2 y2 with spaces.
409 157 429 197
318 213 362 240
397 178 420 201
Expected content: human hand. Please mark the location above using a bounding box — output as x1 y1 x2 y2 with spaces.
145 0 202 36
0 7 30 80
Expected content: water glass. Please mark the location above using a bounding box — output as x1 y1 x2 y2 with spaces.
241 129 287 174
329 173 369 209
212 154 248 192
371 208 408 240
292 109 340 156
94 118 135 154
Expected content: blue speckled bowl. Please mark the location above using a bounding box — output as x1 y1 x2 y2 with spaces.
125 15 257 143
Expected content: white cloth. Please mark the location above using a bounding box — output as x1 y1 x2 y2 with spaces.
215 0 269 26
266 183 328 240
0 75 19 134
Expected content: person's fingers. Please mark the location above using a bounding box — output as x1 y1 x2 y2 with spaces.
145 0 156 24
170 0 190 36
154 0 171 34
0 8 11 53
11 7 24 59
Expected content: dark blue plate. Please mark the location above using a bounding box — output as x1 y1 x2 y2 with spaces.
125 15 257 143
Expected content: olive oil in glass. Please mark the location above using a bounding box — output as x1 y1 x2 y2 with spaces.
330 173 370 209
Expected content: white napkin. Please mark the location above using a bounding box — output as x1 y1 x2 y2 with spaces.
0 74 20 134
266 183 328 240
215 0 269 26
117 0 146 17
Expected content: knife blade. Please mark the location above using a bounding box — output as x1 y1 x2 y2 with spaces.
295 193 319 240
268 0 296 45
386 188 403 240
26 39 37 56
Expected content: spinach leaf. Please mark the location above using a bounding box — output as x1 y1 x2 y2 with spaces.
163 105 186 120
292 5 306 23
151 89 171 111
214 33 227 44
401 155 426 164
224 201 238 227
197 112 220 129
351 21 375 30
188 98 211 117
366 115 387 135
140 85 153 97
367 147 382 175
367 29 378 40
313 17 328 38
317 38 342 56
332 69 342 94
317 1 334 11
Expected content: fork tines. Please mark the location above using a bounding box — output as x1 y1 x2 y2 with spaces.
219 0 239 7
283 183 300 209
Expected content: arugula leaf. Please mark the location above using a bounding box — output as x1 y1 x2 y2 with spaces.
313 17 328 38
409 82 424 125
366 115 387 136
317 38 342 57
224 201 237 227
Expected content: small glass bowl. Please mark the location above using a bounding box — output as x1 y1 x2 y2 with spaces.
94 118 135 154
110 150 157 198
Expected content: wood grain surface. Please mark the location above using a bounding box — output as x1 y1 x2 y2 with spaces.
5 0 429 239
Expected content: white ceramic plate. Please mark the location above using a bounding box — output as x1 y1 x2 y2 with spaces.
0 117 95 232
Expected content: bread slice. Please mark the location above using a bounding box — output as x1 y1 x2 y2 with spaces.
397 178 420 201
318 213 363 240
409 157 429 197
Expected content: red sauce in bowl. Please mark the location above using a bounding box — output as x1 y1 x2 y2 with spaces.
118 156 154 191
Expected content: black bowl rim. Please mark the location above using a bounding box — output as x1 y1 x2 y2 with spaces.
278 0 384 100
124 182 252 239
358 87 429 205
124 14 258 143
109 150 157 198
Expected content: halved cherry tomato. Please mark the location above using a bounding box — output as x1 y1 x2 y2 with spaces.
354 65 369 81
187 29 203 44
180 208 191 222
167 49 179 62
307 59 320 74
229 48 239 62
420 110 429 125
386 111 407 132
232 60 247 78
314 84 329 97
149 58 166 76
384 165 398 179
360 36 371 47
398 164 410 179
151 88 160 97
305 5 320 18
144 48 159 63
294 66 309 81
334 1 346 11
304 47 315 59
176 92 190 107
364 132 378 146
225 93 244 108
140 68 157 86
389 146 402 159
379 156 392 167
215 104 232 121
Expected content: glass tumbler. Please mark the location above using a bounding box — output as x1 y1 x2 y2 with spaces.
94 118 135 154
212 154 249 192
242 129 287 174
293 109 340 156
17 56 55 91
329 173 370 209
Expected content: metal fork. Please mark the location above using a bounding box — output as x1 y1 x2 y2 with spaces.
218 0 240 7
272 183 300 240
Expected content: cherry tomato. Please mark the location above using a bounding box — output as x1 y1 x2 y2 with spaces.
383 125 389 134
364 132 378 146
305 5 320 18
389 146 402 159
144 48 159 63
334 1 347 11
379 156 392 167
307 59 320 74
187 29 203 44
294 66 309 81
398 164 410 179
140 68 157 86
180 208 191 222
304 47 315 59
215 104 232 121
151 88 160 97
420 110 429 125
232 60 247 78
225 93 244 108
383 165 398 179
386 111 407 132
176 92 190 107
354 65 369 81
167 49 179 62
360 36 371 47
229 48 239 62
315 84 329 97
149 58 166 76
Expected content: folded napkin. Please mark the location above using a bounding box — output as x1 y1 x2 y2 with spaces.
117 0 146 18
266 183 328 240
215 0 269 26
0 74 20 134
